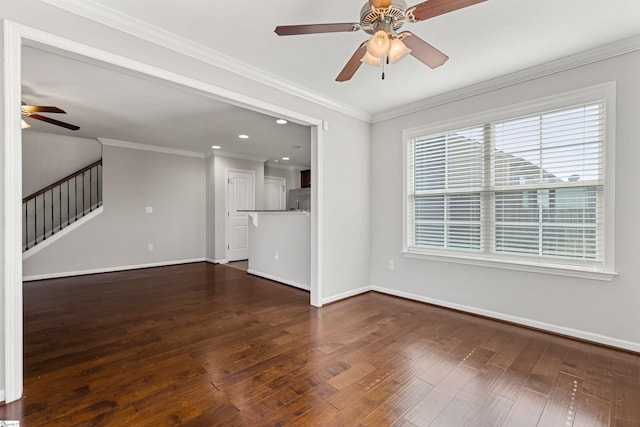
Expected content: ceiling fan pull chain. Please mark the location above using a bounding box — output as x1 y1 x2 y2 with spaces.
381 57 386 80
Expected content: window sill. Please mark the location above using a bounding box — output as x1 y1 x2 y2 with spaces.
402 249 617 281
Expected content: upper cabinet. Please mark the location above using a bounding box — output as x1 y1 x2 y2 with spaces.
301 170 311 188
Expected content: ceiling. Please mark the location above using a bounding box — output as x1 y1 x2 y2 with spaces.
21 45 313 167
20 0 640 165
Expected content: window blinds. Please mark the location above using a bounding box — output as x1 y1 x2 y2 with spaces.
407 101 605 264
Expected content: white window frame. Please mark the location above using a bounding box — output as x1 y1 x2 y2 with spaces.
402 83 617 281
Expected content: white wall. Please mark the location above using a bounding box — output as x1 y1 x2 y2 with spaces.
22 131 101 196
370 50 640 350
23 145 206 277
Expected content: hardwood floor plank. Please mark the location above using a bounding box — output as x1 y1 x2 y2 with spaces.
464 393 513 427
360 378 435 426
500 388 547 427
536 372 581 427
491 335 548 400
611 372 640 426
405 364 479 425
1 263 638 426
429 364 506 426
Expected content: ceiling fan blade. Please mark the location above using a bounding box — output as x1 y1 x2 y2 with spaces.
370 0 392 7
400 32 449 69
21 105 67 114
275 23 360 36
336 43 368 82
408 0 487 22
24 113 80 131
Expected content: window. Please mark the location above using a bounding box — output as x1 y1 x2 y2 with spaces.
404 85 615 279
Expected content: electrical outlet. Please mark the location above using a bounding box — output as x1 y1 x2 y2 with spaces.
145 206 153 214
274 252 279 261
148 244 154 251
388 260 395 270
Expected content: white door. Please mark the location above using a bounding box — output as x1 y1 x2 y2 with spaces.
264 176 286 211
226 169 255 261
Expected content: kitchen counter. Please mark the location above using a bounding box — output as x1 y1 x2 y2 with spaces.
245 210 310 291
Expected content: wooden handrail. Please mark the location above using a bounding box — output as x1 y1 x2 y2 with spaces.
23 159 102 203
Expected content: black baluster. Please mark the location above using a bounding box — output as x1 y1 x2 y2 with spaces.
42 193 46 241
82 172 86 217
67 180 70 226
75 175 78 220
59 184 62 233
35 196 38 245
89 167 93 212
25 201 28 250
50 189 54 238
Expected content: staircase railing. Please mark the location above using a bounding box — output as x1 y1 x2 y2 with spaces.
23 159 102 251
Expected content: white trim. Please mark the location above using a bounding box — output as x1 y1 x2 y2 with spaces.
22 258 206 282
322 286 370 305
98 138 205 158
3 20 325 404
0 388 5 402
213 151 268 164
402 251 617 282
3 20 24 404
310 126 322 307
374 35 640 122
213 259 229 264
247 269 310 291
23 207 104 260
38 0 371 123
265 163 305 172
370 285 640 353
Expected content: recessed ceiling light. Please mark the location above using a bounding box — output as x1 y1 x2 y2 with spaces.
211 145 221 149
274 159 279 163
276 119 288 125
282 157 290 161
238 134 249 139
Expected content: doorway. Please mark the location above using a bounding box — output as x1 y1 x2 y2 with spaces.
226 169 255 262
3 21 325 403
264 176 286 211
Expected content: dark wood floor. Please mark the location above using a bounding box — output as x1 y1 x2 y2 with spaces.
2 263 639 426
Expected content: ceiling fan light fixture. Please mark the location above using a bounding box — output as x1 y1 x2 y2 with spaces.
367 30 391 58
361 51 381 67
388 38 412 64
21 119 31 129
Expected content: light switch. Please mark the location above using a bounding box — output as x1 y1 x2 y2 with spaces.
145 207 153 214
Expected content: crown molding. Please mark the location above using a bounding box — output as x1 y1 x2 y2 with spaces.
98 138 205 158
212 151 269 164
372 35 640 123
265 163 307 171
39 0 372 123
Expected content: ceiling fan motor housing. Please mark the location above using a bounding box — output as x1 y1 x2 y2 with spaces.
360 0 407 35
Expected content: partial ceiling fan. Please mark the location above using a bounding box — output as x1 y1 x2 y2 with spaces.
275 0 487 81
21 103 80 131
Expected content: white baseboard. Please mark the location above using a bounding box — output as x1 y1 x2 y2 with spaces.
23 258 206 282
214 259 229 264
370 285 640 353
247 269 310 291
322 286 371 305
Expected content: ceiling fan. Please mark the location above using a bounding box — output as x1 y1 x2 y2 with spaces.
275 0 487 81
21 103 80 131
